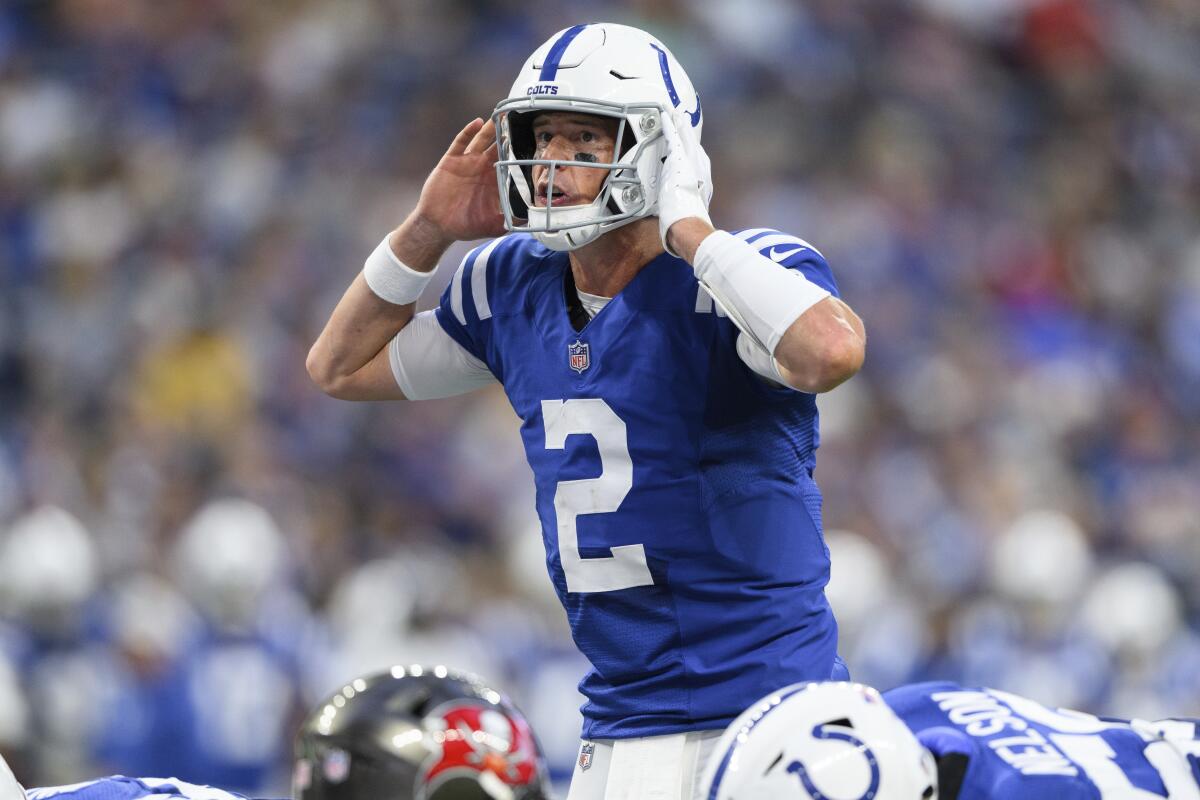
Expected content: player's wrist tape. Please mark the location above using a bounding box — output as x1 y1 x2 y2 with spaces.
362 235 434 306
693 230 831 354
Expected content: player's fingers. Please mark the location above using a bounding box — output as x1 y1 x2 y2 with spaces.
480 140 500 164
464 118 496 156
659 110 681 148
446 118 484 157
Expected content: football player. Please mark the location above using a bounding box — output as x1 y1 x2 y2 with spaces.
4 666 549 800
702 680 1200 799
307 22 866 800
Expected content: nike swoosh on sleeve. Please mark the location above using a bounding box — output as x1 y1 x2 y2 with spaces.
768 246 809 262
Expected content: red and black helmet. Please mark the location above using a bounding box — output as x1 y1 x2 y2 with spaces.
294 666 550 800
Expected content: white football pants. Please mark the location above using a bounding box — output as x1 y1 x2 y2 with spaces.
564 729 725 800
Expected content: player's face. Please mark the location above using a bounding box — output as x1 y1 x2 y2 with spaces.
529 112 621 208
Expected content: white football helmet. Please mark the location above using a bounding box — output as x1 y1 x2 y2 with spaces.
0 750 24 800
493 22 712 251
172 497 287 627
0 505 98 623
701 682 938 800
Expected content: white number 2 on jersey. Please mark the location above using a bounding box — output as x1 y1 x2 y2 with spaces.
541 398 654 593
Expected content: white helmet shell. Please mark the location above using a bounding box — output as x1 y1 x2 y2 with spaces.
493 23 711 251
0 505 98 617
702 682 938 800
173 497 287 626
0 748 25 800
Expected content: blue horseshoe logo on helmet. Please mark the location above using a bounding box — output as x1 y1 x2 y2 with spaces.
649 43 702 127
786 723 881 800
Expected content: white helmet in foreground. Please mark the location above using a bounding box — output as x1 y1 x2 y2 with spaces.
493 22 712 251
0 751 24 800
702 682 938 800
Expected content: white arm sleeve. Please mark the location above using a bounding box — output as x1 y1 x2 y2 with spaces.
388 310 497 400
693 230 831 355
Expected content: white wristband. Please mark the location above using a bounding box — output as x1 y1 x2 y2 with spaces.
362 235 434 306
693 230 831 354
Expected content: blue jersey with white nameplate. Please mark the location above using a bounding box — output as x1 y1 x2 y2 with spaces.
25 777 258 800
435 228 847 739
885 682 1200 799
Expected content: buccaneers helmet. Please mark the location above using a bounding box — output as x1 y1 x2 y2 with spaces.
294 666 549 800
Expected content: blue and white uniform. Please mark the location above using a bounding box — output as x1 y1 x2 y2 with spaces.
422 229 847 739
885 682 1200 799
23 777 257 800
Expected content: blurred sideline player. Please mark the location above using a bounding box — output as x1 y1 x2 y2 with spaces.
702 680 1200 799
308 22 866 800
0 666 549 800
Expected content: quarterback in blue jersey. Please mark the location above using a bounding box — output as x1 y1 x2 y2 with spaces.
308 23 866 800
1 667 549 800
702 680 1200 800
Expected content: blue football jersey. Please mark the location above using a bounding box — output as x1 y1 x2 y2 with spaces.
435 228 848 738
25 777 258 800
885 682 1200 799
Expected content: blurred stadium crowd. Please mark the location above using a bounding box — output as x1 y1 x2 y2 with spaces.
0 0 1198 794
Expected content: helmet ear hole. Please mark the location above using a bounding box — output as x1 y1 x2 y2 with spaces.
605 126 639 214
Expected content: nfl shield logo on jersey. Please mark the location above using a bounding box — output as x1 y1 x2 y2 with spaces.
578 742 595 771
569 340 590 373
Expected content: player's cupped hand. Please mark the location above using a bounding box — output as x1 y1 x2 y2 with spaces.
657 111 713 258
413 117 508 243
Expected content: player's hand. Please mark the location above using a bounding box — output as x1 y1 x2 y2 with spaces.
657 111 713 259
412 117 508 244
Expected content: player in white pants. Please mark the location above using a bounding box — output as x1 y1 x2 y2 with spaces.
565 730 724 800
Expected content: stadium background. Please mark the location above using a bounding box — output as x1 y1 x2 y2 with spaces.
0 0 1198 794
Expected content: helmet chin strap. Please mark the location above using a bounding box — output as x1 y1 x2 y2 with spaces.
534 222 601 251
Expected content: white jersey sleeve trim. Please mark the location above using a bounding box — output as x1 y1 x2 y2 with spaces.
449 250 471 325
733 227 775 241
471 237 505 320
388 310 497 400
736 229 825 260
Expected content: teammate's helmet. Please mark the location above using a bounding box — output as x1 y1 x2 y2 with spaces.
0 750 24 800
493 22 712 251
701 682 938 800
294 666 549 800
0 505 98 628
173 497 287 628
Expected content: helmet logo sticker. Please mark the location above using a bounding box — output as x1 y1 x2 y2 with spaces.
422 702 541 791
785 724 881 800
569 340 590 374
322 749 351 784
650 43 701 127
